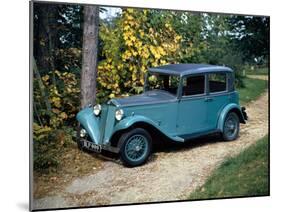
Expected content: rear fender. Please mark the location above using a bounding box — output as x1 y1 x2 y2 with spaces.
217 103 246 132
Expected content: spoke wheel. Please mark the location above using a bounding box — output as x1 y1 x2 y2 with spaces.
223 112 240 141
125 135 148 161
119 128 152 167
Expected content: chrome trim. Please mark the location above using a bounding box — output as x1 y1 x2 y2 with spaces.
209 91 235 97
107 99 120 107
209 90 228 95
180 94 207 101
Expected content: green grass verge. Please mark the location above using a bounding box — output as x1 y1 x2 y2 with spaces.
189 135 269 200
246 67 269 75
237 77 268 105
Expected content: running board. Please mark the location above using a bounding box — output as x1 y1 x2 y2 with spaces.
172 136 185 142
174 129 221 142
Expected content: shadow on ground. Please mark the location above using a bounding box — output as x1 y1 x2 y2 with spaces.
90 133 224 164
154 133 223 153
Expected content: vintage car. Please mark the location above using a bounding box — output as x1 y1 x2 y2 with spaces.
76 64 247 167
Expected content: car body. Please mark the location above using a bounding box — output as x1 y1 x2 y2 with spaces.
76 64 247 166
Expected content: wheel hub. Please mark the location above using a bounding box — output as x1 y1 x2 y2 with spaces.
224 114 238 138
135 145 141 151
229 124 235 130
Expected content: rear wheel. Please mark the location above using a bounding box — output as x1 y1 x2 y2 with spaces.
119 128 152 167
222 112 240 141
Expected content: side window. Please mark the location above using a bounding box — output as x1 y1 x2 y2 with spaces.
147 73 179 95
209 73 227 93
182 75 205 96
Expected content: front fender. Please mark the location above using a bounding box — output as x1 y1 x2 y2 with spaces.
112 115 183 142
76 107 101 144
113 115 159 133
217 103 245 132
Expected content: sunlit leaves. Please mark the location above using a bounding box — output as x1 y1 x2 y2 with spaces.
34 70 80 129
98 8 183 100
33 123 52 141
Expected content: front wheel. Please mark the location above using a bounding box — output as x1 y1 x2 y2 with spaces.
222 112 240 141
119 128 152 167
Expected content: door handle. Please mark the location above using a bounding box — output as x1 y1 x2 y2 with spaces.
205 97 213 102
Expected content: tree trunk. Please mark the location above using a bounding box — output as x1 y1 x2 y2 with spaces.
33 56 52 114
33 4 59 75
45 5 59 86
80 6 99 108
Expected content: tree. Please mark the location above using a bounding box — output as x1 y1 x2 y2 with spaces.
228 16 269 64
80 6 99 108
98 8 182 99
33 3 83 128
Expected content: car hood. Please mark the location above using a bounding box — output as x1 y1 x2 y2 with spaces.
109 90 177 107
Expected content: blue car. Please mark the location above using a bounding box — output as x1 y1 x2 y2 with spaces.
77 64 247 167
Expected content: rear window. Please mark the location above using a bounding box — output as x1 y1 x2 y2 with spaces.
209 73 226 93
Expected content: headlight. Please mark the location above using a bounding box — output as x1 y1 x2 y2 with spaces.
93 104 101 116
115 109 124 121
80 129 87 138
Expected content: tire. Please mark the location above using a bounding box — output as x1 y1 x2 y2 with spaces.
119 128 152 167
222 112 240 141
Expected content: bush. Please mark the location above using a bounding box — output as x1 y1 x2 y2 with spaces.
33 123 74 171
221 50 246 88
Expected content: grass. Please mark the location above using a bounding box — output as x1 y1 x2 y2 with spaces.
246 67 269 75
189 135 269 200
237 77 268 105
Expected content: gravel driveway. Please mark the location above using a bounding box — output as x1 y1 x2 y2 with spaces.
33 89 268 210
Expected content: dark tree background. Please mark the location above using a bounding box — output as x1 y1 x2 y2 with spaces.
228 16 269 64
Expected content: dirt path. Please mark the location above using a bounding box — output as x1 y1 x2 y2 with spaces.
247 74 268 81
33 90 268 210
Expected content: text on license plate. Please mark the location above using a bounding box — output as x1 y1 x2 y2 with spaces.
82 140 101 152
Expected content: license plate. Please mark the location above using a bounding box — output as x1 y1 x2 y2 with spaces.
82 139 101 153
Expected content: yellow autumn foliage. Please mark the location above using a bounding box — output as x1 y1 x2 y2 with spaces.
36 70 80 129
98 8 182 98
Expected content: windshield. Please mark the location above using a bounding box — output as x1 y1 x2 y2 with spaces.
145 72 180 96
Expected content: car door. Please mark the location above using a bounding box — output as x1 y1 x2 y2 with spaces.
176 74 209 136
206 72 229 129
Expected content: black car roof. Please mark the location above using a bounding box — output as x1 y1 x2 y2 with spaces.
148 64 233 76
